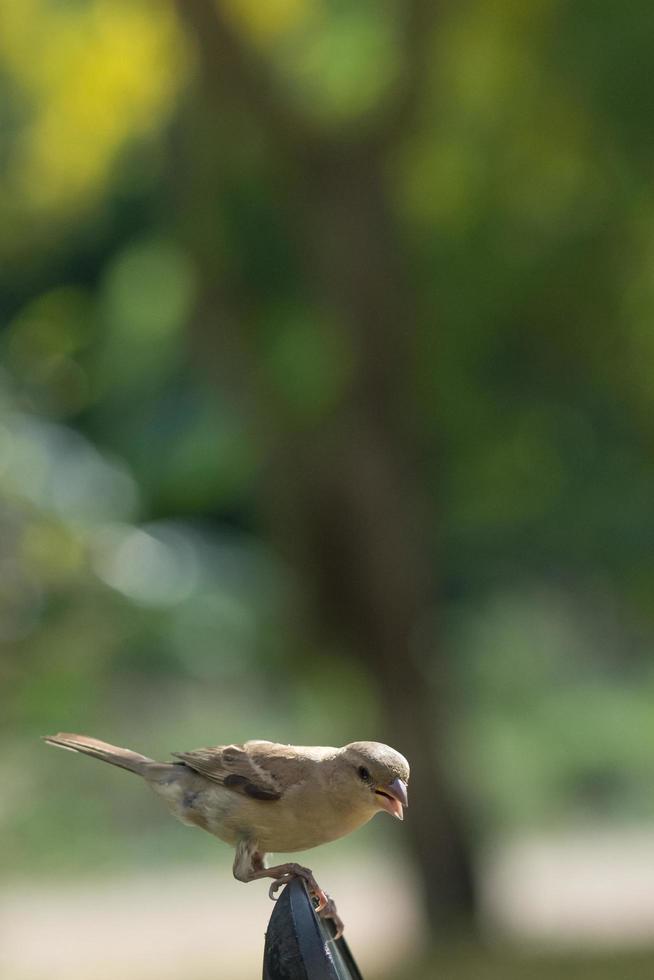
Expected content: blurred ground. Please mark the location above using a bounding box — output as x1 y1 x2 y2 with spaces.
483 828 654 946
4 831 654 980
399 947 654 980
0 857 421 980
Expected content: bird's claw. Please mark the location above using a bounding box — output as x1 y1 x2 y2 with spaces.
317 894 344 939
267 866 329 915
268 875 291 901
266 866 345 936
309 884 329 914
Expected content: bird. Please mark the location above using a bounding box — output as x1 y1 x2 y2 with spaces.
43 733 409 936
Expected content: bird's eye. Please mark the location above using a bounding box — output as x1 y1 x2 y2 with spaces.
358 766 371 781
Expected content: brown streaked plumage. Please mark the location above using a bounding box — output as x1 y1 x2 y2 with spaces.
43 733 409 936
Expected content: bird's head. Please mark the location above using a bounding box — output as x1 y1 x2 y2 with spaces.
339 741 409 820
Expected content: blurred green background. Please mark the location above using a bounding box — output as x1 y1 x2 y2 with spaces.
2 1 654 977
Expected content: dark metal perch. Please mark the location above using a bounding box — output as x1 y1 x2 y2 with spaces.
263 878 364 980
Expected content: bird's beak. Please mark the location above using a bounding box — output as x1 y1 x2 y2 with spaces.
374 777 408 821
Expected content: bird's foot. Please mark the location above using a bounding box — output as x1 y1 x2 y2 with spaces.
267 863 329 913
316 894 344 940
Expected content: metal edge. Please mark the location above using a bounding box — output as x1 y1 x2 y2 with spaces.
287 878 339 980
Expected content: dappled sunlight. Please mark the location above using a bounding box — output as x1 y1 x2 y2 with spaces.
221 0 314 44
91 524 199 607
1 410 139 523
0 0 185 215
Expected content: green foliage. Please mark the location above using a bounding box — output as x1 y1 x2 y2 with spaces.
1 0 654 882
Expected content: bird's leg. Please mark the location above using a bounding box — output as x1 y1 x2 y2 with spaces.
264 865 344 937
261 862 328 911
246 857 330 912
232 841 343 933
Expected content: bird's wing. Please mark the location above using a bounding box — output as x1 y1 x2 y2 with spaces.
172 742 287 800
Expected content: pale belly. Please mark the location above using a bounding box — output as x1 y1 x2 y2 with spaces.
149 773 374 854
238 800 373 853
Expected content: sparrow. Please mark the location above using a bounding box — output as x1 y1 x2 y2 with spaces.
43 733 409 936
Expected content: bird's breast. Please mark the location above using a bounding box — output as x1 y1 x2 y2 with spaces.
149 769 374 854
246 785 374 853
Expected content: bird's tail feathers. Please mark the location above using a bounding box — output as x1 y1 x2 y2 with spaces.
43 733 155 775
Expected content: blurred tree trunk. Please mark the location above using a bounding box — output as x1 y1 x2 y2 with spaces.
264 160 477 930
176 0 477 932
